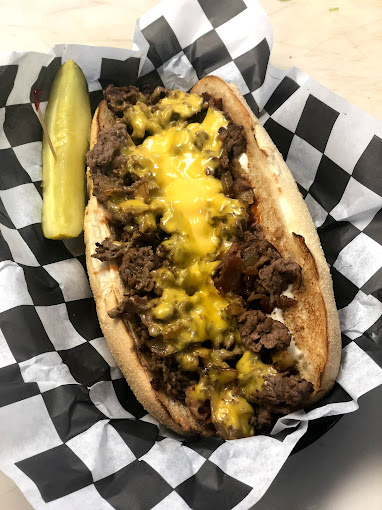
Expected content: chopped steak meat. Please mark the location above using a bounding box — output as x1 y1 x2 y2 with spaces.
119 247 156 293
92 237 127 262
238 310 291 352
90 172 122 205
86 123 129 169
242 227 280 269
250 406 274 434
202 92 223 111
108 294 148 317
89 84 310 435
230 178 254 203
215 223 302 319
150 356 197 401
253 373 314 413
218 122 247 167
274 295 297 309
258 258 302 295
104 84 141 113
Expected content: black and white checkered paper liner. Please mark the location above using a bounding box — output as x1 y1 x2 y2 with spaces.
0 0 381 508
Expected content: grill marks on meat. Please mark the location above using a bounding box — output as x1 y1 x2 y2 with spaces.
238 310 291 352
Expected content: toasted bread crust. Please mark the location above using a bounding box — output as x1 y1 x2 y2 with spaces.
84 78 341 436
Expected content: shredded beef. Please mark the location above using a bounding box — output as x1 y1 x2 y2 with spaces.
225 299 246 317
119 247 156 293
91 172 122 205
220 171 234 195
86 123 129 169
238 310 291 352
258 259 302 295
247 289 273 314
253 373 314 413
220 171 254 203
230 178 254 203
130 229 164 249
274 295 297 309
92 237 127 262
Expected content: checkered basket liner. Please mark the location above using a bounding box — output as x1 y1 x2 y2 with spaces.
0 1 381 508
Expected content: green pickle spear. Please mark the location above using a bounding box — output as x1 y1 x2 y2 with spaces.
42 59 91 239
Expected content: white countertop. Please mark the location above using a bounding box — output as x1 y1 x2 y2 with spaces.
0 0 381 508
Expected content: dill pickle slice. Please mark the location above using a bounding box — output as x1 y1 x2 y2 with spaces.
42 59 91 239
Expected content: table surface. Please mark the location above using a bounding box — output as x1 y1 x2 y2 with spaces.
1 0 381 508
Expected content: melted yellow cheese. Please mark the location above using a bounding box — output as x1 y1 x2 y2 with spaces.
123 91 203 139
160 90 203 118
122 96 245 352
117 90 279 438
211 389 254 439
237 351 277 400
